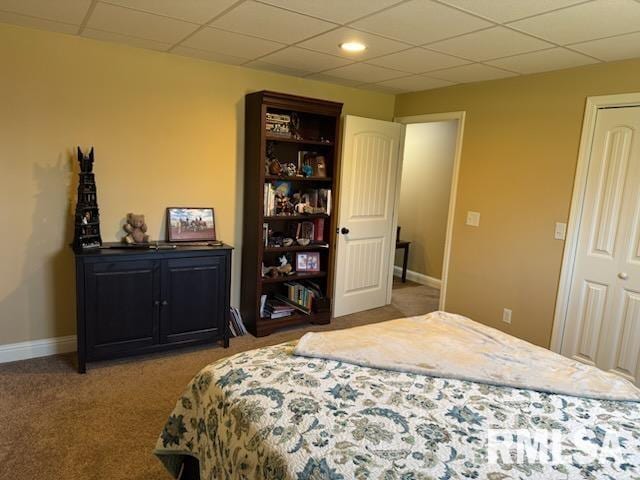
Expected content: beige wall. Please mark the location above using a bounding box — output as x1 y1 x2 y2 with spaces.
394 121 457 279
395 57 640 348
0 23 395 346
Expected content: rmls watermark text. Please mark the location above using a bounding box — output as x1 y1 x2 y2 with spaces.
488 428 624 465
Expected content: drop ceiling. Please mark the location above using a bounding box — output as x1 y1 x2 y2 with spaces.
2 0 640 94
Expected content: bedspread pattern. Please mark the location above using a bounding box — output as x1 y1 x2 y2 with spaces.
155 343 640 479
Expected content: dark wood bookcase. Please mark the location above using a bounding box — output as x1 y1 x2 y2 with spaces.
241 91 343 336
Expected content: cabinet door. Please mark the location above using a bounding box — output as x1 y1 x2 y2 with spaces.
160 255 226 344
85 260 159 359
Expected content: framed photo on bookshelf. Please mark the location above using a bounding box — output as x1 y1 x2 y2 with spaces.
166 207 216 242
296 252 320 272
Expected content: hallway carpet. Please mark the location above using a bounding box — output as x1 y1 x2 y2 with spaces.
0 282 439 480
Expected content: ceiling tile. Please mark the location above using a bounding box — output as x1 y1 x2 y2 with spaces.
351 0 493 45
359 83 406 94
321 63 405 83
87 2 198 44
438 0 586 23
181 26 284 59
210 1 336 43
244 59 310 77
0 0 91 24
508 0 640 45
570 31 640 61
305 73 362 87
367 47 469 73
172 45 248 65
83 27 172 51
297 27 409 60
0 10 79 34
486 47 598 74
103 0 240 24
429 63 517 83
259 0 403 24
259 47 352 73
373 75 454 92
427 26 552 61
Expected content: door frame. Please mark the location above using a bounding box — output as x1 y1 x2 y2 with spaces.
389 111 466 310
550 93 640 353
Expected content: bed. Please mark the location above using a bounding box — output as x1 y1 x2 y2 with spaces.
155 312 640 479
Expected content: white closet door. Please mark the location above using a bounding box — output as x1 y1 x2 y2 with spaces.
561 106 640 386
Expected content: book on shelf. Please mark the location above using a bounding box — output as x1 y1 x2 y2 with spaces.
280 280 326 313
274 293 311 315
319 188 331 215
260 295 296 319
313 218 324 242
263 183 276 216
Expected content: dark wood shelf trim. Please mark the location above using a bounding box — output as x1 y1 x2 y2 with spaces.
261 271 326 284
264 244 329 253
265 135 334 146
264 214 329 221
265 175 332 182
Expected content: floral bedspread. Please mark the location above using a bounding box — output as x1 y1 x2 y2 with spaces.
155 343 640 480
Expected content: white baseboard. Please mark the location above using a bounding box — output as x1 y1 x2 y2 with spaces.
0 335 77 364
394 266 442 289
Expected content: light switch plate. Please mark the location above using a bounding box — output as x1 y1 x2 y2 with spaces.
554 222 567 240
502 308 512 324
466 211 480 227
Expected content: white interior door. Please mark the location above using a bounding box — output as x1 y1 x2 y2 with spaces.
561 106 640 386
333 115 404 317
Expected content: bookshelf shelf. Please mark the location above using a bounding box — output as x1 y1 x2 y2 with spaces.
265 135 334 146
263 214 329 221
241 91 342 337
264 243 329 253
265 175 332 182
261 271 327 284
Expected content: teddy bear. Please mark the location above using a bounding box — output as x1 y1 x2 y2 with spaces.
122 213 149 244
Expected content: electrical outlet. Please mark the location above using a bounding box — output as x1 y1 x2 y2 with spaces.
502 308 512 324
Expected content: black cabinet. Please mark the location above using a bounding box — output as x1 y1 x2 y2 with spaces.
75 245 232 373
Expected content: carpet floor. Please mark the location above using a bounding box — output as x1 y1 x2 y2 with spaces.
0 281 439 480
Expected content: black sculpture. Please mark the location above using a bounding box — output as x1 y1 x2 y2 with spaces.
73 147 102 251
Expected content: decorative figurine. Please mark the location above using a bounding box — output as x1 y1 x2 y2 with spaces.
268 159 282 176
284 163 298 177
282 237 294 247
73 147 103 251
262 255 293 277
291 112 302 140
122 213 150 244
301 164 314 177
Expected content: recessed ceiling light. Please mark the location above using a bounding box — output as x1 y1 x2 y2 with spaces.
339 42 367 53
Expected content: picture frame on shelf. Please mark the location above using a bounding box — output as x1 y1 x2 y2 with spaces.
296 252 320 272
166 207 216 242
313 155 327 177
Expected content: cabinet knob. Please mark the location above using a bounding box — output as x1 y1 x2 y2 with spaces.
154 300 160 306
162 300 169 306
618 272 629 280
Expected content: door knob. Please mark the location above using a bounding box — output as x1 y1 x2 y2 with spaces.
618 272 629 280
340 227 350 235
